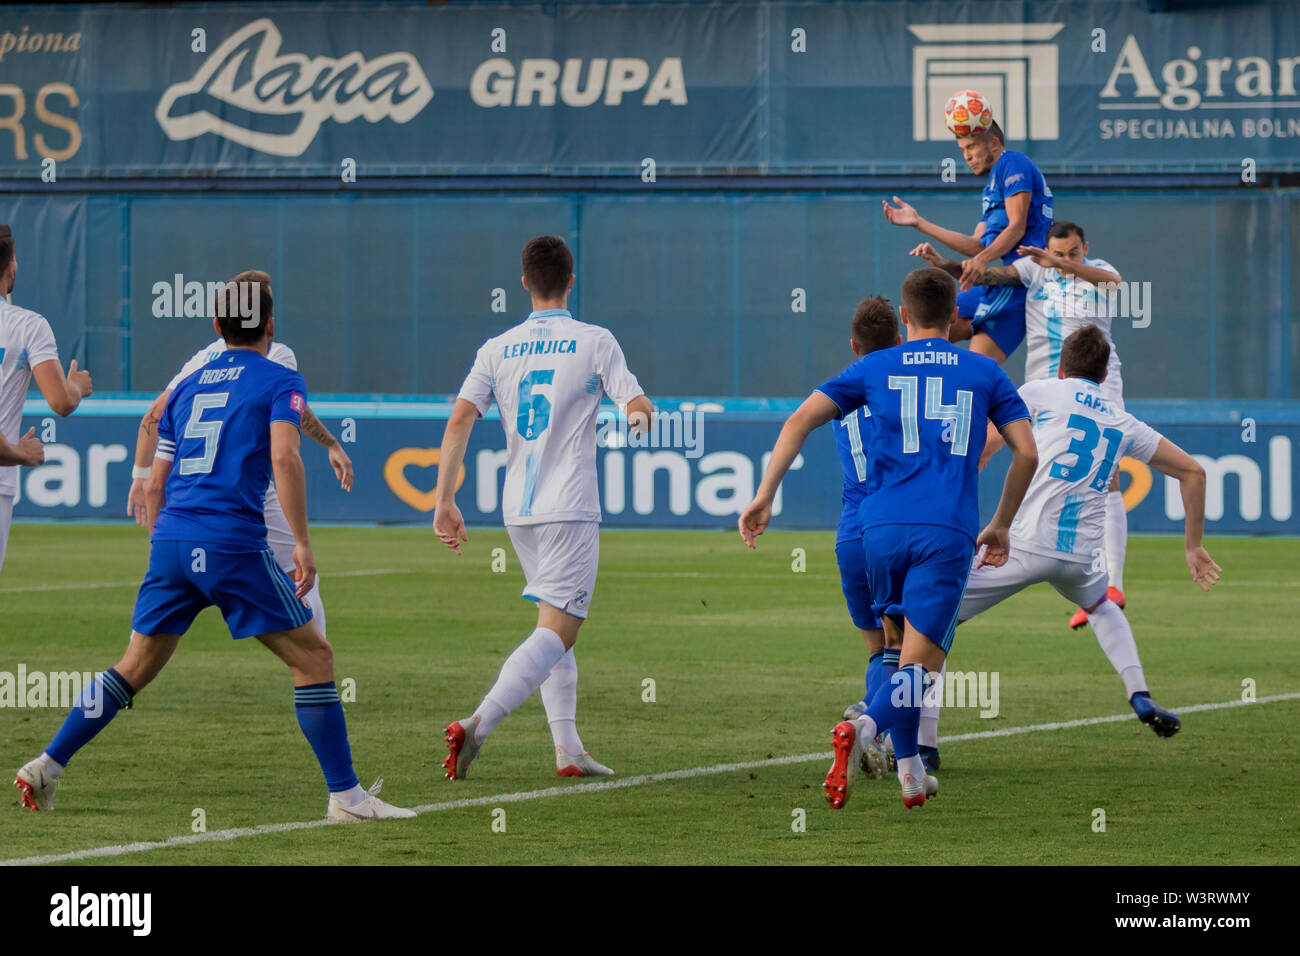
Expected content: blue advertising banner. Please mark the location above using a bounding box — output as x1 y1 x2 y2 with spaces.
10 401 1298 535
0 1 1296 178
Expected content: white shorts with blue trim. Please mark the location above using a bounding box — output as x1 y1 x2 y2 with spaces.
506 520 599 620
959 545 1108 622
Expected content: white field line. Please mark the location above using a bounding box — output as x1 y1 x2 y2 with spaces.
0 569 414 594
4 691 1297 867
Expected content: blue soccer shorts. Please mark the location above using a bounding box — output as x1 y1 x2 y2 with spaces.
131 540 313 639
957 283 1027 358
835 533 881 632
861 524 976 655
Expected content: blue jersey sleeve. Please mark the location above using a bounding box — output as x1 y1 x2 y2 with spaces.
988 367 1031 429
270 369 308 429
815 357 868 419
997 151 1036 198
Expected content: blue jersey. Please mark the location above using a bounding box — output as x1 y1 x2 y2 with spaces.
816 337 1029 544
980 150 1052 263
153 349 307 549
832 408 870 540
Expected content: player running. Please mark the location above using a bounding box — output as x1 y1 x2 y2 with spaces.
911 222 1132 629
125 270 354 633
833 296 902 779
953 325 1218 737
0 223 93 577
434 236 654 780
882 119 1053 364
739 267 1038 809
15 275 413 822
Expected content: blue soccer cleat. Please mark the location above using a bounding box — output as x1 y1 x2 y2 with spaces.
1130 692 1181 738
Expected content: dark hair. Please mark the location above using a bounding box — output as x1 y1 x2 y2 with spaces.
1048 221 1085 243
1059 325 1110 384
901 267 957 332
521 236 573 299
852 296 899 353
215 269 273 346
0 224 13 276
988 120 1005 143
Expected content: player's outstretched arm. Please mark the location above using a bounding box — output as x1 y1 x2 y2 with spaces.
432 398 478 554
127 389 171 525
976 418 1038 568
739 392 838 548
883 196 984 258
32 358 91 417
271 420 316 599
0 427 43 467
300 403 353 492
1147 437 1221 591
1016 246 1121 287
910 243 1021 287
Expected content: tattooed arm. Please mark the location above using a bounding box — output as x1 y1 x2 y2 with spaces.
909 242 1023 286
300 403 354 492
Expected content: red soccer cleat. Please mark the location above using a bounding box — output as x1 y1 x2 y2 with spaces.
824 721 861 810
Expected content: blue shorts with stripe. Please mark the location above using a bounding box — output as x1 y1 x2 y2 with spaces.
957 283 1027 357
835 532 881 631
131 540 313 639
861 524 974 655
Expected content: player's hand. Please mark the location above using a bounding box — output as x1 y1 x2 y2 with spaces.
292 542 317 600
67 360 92 398
1186 546 1222 592
909 242 942 265
975 524 1010 568
433 500 468 555
328 443 354 492
16 427 43 467
958 255 987 292
126 476 149 526
738 497 772 549
1015 245 1059 270
882 196 920 227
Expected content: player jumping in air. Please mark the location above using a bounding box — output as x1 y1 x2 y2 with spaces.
434 236 654 780
911 222 1134 629
951 325 1219 737
15 274 413 822
125 270 355 634
740 267 1039 809
882 119 1053 364
833 296 904 778
0 223 93 577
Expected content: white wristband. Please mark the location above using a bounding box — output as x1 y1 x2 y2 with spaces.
132 465 152 480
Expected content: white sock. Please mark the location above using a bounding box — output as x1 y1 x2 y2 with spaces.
40 753 65 781
852 714 879 743
1105 491 1127 593
540 648 584 754
331 783 366 807
473 628 567 744
1088 600 1147 699
919 662 945 748
897 754 925 786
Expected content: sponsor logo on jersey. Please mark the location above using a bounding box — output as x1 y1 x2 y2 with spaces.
290 392 305 412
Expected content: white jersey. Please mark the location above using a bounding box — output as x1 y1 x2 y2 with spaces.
0 295 61 498
1011 378 1162 565
1015 256 1124 400
458 308 643 526
166 337 300 559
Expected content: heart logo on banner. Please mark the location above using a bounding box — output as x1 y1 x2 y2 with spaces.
383 447 466 512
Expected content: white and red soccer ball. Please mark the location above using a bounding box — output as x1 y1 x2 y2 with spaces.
943 90 994 138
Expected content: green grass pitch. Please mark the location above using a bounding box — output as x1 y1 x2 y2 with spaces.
1 524 1297 865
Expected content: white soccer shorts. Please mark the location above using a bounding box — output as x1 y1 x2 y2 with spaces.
0 494 13 577
960 546 1108 622
262 483 325 635
506 520 599 620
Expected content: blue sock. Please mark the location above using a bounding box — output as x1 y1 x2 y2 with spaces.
46 668 135 767
863 651 884 703
294 682 359 792
881 648 900 691
864 659 921 755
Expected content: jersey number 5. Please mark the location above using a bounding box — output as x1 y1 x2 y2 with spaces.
517 369 554 441
887 375 973 456
179 393 229 475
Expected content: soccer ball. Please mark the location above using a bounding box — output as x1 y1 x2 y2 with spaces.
943 90 994 138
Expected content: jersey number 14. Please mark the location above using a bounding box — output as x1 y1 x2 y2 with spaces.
887 375 973 456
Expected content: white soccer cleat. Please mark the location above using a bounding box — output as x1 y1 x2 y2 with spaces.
326 777 416 822
858 735 888 780
842 700 868 721
556 748 614 777
881 733 897 773
15 756 59 812
900 770 939 809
